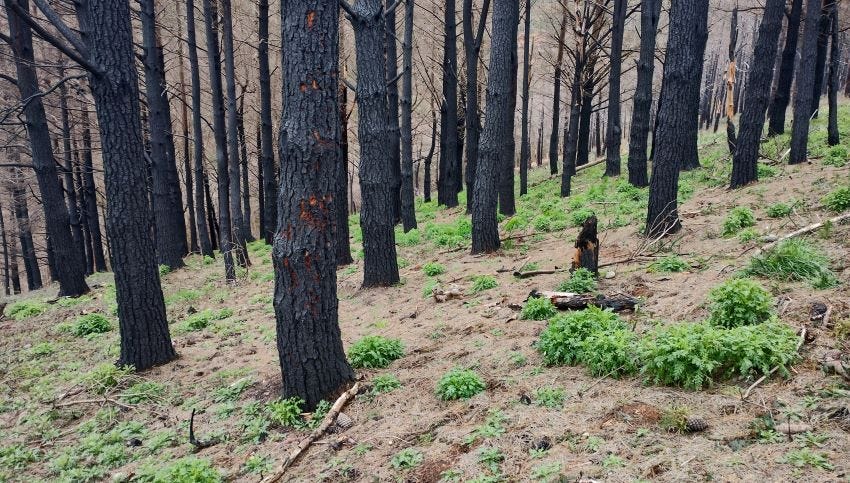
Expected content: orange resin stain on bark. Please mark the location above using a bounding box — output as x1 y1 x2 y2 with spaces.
306 10 315 29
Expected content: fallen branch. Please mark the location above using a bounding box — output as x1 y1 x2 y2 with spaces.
261 383 361 483
528 290 639 312
742 327 806 400
759 211 850 253
189 408 217 449
512 269 559 279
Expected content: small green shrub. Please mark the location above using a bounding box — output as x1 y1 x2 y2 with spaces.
556 267 597 293
766 202 793 218
158 264 172 276
825 145 848 166
570 208 595 227
147 457 223 483
203 255 215 265
0 444 38 470
720 321 799 378
738 227 759 242
707 279 774 328
648 255 689 273
722 206 756 236
243 454 272 475
758 163 779 178
535 386 565 408
659 405 691 433
537 306 625 366
580 327 640 377
436 368 486 400
744 239 838 288
391 448 423 470
266 397 304 428
28 342 55 358
5 300 48 320
639 322 725 389
372 374 402 394
521 297 557 320
469 275 497 293
348 335 405 369
422 262 446 276
822 186 850 212
69 313 112 337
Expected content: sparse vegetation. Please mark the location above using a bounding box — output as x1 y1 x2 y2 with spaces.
347 336 405 369
521 297 557 320
556 267 597 293
5 300 49 320
436 368 486 400
648 255 689 273
722 206 756 237
66 313 112 337
469 275 498 294
744 239 839 288
422 262 446 276
766 202 793 218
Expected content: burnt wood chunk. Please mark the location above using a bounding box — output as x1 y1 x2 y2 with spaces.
572 215 599 275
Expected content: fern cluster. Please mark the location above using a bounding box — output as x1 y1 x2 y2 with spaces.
556 268 597 293
347 335 405 369
520 297 557 320
707 279 774 328
536 306 626 367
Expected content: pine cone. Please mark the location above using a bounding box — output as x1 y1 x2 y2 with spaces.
336 412 354 429
685 416 708 433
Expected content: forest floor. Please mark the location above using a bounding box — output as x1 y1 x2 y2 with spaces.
2 109 850 483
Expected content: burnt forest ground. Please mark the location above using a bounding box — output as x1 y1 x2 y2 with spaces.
2 106 850 483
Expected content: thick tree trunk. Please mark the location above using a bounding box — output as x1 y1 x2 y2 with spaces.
221 0 250 267
497 0 519 216
400 0 417 231
276 0 355 410
790 0 824 164
519 0 532 195
627 0 660 188
386 2 402 223
549 9 568 176
58 70 86 264
186 0 214 258
258 0 277 245
561 73 581 197
731 0 784 188
336 82 354 266
646 0 709 237
604 0 626 177
811 0 833 118
472 0 517 254
349 0 400 287
202 0 236 279
462 0 490 211
76 0 176 369
439 0 459 208
140 0 188 269
5 0 88 297
576 87 593 167
176 8 198 254
767 0 803 136
827 3 840 145
9 163 42 290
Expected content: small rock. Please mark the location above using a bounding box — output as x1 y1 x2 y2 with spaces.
760 234 779 243
604 271 616 279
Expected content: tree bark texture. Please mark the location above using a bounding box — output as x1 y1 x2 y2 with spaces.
400 0 417 231
767 0 803 136
462 0 490 211
519 0 532 195
604 0 626 177
790 0 824 164
259 0 277 245
438 0 460 208
626 0 659 187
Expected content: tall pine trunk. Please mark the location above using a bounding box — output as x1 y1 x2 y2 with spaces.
790 0 824 164
767 0 803 135
438 0 460 208
463 0 490 211
549 9 568 176
472 0 517 253
645 0 709 236
76 0 176 369
519 0 532 195
731 0 784 188
826 3 840 145
811 0 833 118
9 162 42 290
79 104 108 271
258 0 277 245
497 0 518 216
58 67 86 264
400 0 417 231
386 2 402 223
336 82 354 266
604 0 626 177
276 0 355 410
176 8 199 254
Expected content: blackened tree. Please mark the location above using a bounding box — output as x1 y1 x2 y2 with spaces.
258 0 277 245
811 0 834 118
767 0 803 136
77 97 107 271
519 0 532 195
463 0 491 210
8 162 42 291
386 1 402 222
827 2 840 145
57 68 85 263
497 0 518 216
438 0 460 208
731 0 785 188
345 0 400 286
604 0 626 177
275 0 355 409
645 0 709 236
336 80 354 266
626 0 659 187
472 0 517 253
789 0 824 164
176 9 199 254
549 8 568 176
400 0 418 231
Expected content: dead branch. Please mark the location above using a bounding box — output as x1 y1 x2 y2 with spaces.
757 211 850 254
528 290 639 312
512 269 560 278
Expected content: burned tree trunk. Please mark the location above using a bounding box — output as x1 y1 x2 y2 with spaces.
561 70 581 197
336 81 354 266
400 0 417 231
626 0 660 187
176 8 198 254
386 1 402 223
5 0 88 297
58 68 85 262
0 197 8 296
463 0 491 211
497 0 519 216
572 215 599 275
276 0 355 409
423 106 437 202
237 95 253 243
549 9 568 176
78 101 107 272
472 0 517 254
8 220 20 294
438 0 460 208
790 0 825 164
348 0 400 287
767 0 803 136
186 0 214 258
725 8 738 154
811 0 834 118
76 0 176 369
827 3 839 146
576 86 593 167
9 163 42 291
604 0 626 177
258 0 276 245
519 0 532 195
646 0 709 236
731 0 785 188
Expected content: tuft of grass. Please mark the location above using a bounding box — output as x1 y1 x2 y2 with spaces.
743 239 838 288
521 297 557 320
5 300 49 320
659 405 691 433
722 206 756 237
648 255 689 273
348 335 405 369
121 381 166 404
436 368 486 400
766 202 793 218
422 262 446 276
469 275 497 294
556 267 597 293
67 313 112 337
82 364 134 395
822 186 850 212
371 374 402 394
707 279 774 328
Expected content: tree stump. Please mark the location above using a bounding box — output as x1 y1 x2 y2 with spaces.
572 215 599 275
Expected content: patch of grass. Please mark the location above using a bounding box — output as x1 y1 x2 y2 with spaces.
720 321 799 379
534 386 565 408
648 255 689 273
556 267 597 293
465 410 506 444
737 227 759 242
530 461 562 480
212 377 252 403
121 381 166 404
436 368 486 400
371 374 402 394
177 308 233 333
82 364 134 395
165 289 201 305
0 444 38 471
782 448 834 470
521 297 557 320
67 313 112 337
348 335 405 369
743 238 839 288
477 446 504 474
5 300 48 320
824 145 848 166
27 342 55 358
158 264 172 276
659 405 690 433
395 228 421 247
390 448 423 470
141 456 223 483
55 295 93 307
722 206 756 237
423 262 446 276
469 275 497 294
537 306 625 366
822 185 850 212
766 202 793 218
707 279 774 328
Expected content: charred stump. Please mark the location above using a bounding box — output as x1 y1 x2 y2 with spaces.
572 215 599 275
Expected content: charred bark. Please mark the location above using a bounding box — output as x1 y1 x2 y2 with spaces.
604 0 626 177
462 0 490 211
258 0 277 245
627 0 660 187
400 0 417 231
9 163 42 290
386 1 402 223
438 0 460 208
549 9 568 176
767 0 803 135
827 3 840 145
519 0 531 195
336 81 354 266
790 0 824 164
